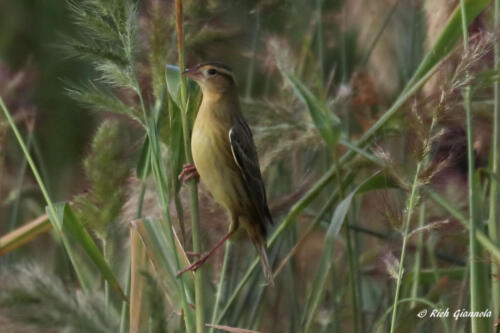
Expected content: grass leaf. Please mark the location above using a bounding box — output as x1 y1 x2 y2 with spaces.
166 64 181 107
0 214 51 256
133 218 194 312
282 72 341 150
407 0 491 89
47 202 126 300
136 136 151 179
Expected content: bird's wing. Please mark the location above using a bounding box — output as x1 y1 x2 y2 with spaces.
229 118 273 227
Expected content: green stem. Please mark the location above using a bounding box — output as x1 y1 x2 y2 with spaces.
361 0 401 67
175 2 204 332
103 240 110 322
427 189 500 261
209 241 232 333
389 162 423 333
119 267 131 333
459 2 484 332
332 156 360 333
5 126 33 263
344 224 360 333
490 0 500 326
410 204 425 307
0 97 62 248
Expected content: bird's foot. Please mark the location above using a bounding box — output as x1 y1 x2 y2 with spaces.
176 230 235 278
177 252 210 277
178 163 199 183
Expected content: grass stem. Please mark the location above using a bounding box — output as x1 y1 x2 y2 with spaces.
489 0 500 326
209 241 232 333
175 2 205 332
410 204 425 307
459 2 486 332
0 97 62 252
389 162 422 333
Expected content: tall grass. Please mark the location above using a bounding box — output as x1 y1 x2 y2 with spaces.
1 1 500 332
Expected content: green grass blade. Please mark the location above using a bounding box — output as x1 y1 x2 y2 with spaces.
136 136 151 179
165 64 181 107
47 202 126 300
407 0 491 89
282 72 341 150
301 172 387 332
404 268 466 284
490 0 500 325
459 2 491 331
133 218 194 313
374 298 450 333
209 241 232 333
428 189 500 262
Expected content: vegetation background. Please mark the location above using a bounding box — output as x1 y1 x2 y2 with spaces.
0 0 499 332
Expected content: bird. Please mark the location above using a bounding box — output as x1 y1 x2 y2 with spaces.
176 62 274 284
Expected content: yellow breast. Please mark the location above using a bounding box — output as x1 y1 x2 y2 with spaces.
191 107 249 216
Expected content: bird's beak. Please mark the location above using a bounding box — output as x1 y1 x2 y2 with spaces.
182 66 201 80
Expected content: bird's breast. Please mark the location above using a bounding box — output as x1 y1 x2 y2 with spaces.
191 111 249 215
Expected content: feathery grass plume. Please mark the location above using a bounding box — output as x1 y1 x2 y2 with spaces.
66 0 135 66
383 251 400 280
0 264 119 332
450 32 496 92
407 218 451 239
74 120 130 240
66 82 142 122
372 146 409 191
387 74 448 332
244 100 322 172
65 0 144 122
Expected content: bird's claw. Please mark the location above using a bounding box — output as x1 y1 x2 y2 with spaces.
176 254 209 277
178 163 199 183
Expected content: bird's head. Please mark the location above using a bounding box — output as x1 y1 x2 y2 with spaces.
183 62 236 96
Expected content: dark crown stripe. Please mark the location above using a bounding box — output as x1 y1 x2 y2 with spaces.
197 62 232 72
198 62 235 81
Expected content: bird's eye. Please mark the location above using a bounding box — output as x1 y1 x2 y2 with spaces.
207 68 217 76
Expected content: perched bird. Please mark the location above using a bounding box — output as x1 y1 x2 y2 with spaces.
177 62 274 284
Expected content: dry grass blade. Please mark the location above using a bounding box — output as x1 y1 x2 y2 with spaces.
132 218 194 311
0 213 51 256
129 223 148 333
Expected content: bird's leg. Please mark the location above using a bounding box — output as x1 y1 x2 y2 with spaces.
177 229 235 277
178 163 199 183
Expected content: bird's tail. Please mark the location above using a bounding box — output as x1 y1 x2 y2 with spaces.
254 240 274 286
